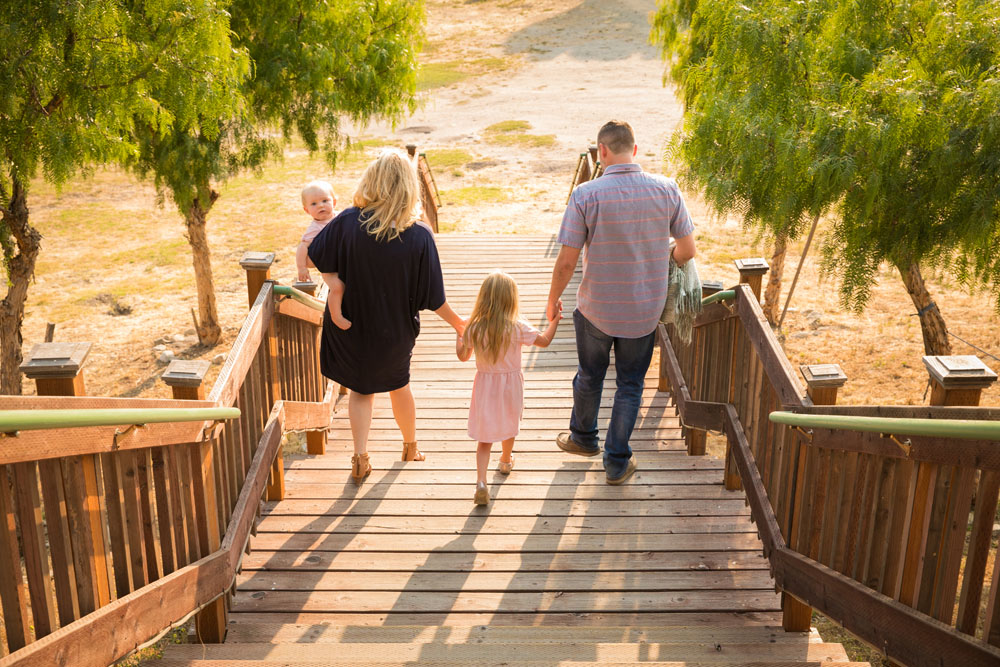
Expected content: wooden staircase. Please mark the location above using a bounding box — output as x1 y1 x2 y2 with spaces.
154 235 866 666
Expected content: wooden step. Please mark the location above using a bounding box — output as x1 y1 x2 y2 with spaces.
222 624 823 644
157 640 851 662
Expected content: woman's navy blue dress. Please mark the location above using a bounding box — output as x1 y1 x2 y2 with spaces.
307 207 446 394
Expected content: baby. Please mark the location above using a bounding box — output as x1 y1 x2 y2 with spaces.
295 180 350 329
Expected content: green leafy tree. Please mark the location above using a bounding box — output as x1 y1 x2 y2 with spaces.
0 0 248 394
128 0 424 344
652 0 1000 355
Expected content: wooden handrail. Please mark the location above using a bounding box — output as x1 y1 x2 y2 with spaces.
0 277 332 663
658 285 1000 666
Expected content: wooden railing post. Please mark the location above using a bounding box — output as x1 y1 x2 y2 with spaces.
734 258 769 302
19 343 112 618
782 363 848 632
239 251 275 307
162 359 210 401
894 356 998 627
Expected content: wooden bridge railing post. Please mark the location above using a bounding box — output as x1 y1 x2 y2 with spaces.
240 251 275 307
161 358 228 642
734 258 769 302
294 281 333 455
782 363 848 632
18 342 112 628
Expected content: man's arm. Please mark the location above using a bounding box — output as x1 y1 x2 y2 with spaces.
546 245 581 321
671 233 696 267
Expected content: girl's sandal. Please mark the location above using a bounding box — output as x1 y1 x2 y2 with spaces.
402 441 425 461
498 457 515 475
473 481 489 505
351 453 371 483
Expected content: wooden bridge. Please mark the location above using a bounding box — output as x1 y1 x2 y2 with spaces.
2 234 999 666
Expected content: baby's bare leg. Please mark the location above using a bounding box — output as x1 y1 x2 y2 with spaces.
327 275 351 330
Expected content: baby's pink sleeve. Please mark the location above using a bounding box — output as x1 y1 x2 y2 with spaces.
520 321 541 345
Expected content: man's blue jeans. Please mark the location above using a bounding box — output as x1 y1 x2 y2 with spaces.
568 309 655 477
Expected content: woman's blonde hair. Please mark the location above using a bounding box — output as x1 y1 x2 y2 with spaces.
353 149 422 242
464 271 520 364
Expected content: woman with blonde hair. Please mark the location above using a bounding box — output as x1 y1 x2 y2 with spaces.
309 149 465 482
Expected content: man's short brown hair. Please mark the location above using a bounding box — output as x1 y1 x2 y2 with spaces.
597 120 635 155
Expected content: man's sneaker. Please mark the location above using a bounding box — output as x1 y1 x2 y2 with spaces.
556 432 600 457
606 455 637 485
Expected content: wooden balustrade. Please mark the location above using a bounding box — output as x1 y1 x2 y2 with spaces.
659 283 1000 666
0 262 332 664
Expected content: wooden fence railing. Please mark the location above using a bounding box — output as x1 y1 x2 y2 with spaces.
658 279 1000 667
0 255 332 666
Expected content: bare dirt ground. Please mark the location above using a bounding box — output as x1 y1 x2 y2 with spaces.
13 0 1000 410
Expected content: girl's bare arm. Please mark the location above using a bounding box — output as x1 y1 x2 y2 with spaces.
532 305 563 348
456 333 472 361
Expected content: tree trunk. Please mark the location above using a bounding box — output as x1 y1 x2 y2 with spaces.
184 193 222 346
0 177 42 395
762 234 787 325
896 260 952 356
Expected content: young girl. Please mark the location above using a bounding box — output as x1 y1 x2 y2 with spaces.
456 271 561 505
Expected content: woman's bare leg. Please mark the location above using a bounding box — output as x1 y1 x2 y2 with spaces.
348 391 375 456
476 442 492 485
388 383 417 443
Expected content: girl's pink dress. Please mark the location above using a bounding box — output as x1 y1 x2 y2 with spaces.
467 321 540 442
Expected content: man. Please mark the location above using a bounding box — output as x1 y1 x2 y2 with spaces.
547 120 696 484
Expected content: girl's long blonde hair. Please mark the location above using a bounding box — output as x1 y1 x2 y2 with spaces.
353 149 422 242
464 271 520 364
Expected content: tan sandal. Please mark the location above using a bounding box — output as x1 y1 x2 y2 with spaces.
498 457 514 475
473 481 489 505
351 453 371 483
402 441 425 461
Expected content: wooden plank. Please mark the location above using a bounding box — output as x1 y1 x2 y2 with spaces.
59 455 111 615
279 482 739 501
285 453 717 471
118 450 148 590
222 622 820 644
957 470 1000 634
224 610 783 627
9 463 57 638
0 465 32 652
931 466 975 624
248 531 767 554
163 446 190 570
262 498 752 518
283 468 723 485
236 569 776 593
276 296 322 326
252 514 758 536
134 448 161 582
37 460 81 625
150 447 176 576
230 589 782 614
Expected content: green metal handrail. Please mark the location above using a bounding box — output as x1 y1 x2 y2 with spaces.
273 284 325 311
770 411 1000 441
0 407 240 433
702 289 736 306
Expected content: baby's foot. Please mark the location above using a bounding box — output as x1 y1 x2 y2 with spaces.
331 312 352 330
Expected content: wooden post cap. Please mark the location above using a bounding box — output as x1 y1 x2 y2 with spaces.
800 364 848 389
701 280 725 296
239 251 275 271
734 258 770 276
405 144 417 157
161 359 211 388
19 342 92 379
922 355 997 390
293 280 318 296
